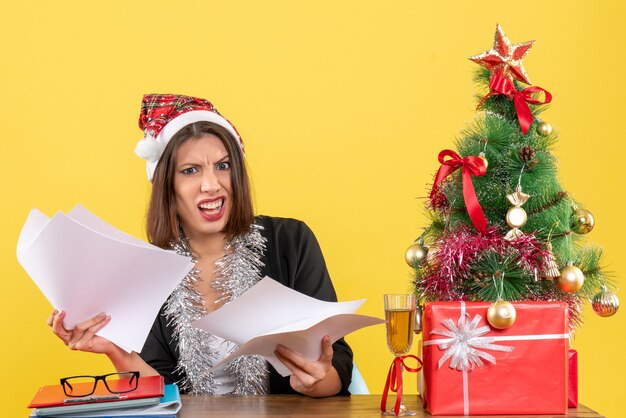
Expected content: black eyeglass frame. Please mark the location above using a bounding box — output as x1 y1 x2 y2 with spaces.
60 371 140 397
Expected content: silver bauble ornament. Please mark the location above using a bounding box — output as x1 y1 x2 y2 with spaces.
487 300 517 329
405 242 428 267
592 286 619 317
557 262 585 293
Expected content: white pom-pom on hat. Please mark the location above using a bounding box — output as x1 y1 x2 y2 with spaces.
134 134 165 163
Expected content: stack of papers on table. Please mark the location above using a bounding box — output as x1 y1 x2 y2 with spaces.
193 277 384 376
16 205 194 352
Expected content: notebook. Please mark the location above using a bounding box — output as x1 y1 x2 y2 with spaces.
31 384 181 418
28 375 164 409
34 397 160 417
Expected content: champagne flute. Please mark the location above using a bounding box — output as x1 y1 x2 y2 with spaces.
383 294 416 416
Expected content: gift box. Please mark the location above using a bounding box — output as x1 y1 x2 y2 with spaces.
568 349 578 407
421 301 569 415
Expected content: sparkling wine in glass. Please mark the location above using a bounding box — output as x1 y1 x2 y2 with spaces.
384 294 416 416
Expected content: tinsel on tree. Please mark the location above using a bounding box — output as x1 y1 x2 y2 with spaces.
407 24 619 329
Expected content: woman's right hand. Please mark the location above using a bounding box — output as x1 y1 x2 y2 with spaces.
47 310 160 377
47 309 115 354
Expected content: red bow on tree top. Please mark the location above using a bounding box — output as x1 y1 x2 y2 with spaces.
470 24 552 135
479 72 552 135
430 150 488 233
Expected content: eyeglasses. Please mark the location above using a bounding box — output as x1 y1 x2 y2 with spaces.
60 371 140 397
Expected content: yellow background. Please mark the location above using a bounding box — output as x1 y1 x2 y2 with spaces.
1 1 624 416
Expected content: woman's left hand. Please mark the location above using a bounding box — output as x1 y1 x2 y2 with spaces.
274 335 342 397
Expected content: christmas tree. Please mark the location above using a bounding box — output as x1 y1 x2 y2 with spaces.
408 24 619 329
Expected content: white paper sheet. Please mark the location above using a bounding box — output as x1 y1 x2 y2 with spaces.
193 277 384 376
17 205 194 353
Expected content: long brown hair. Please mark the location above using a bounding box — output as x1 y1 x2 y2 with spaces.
146 121 254 247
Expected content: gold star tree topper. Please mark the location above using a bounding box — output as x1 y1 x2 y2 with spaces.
469 24 535 84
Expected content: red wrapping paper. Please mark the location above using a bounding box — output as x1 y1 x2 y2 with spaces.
422 301 569 415
568 349 578 407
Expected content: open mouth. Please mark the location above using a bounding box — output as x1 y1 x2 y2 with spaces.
198 198 224 216
199 198 223 213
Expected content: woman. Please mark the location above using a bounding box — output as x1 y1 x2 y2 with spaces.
48 94 353 397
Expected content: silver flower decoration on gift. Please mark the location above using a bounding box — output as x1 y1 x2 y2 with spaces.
431 314 514 371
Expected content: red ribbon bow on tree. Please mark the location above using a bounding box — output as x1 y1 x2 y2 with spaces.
430 149 488 233
380 355 423 416
479 71 552 135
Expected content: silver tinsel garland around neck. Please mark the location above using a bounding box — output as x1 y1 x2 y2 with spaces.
165 223 269 395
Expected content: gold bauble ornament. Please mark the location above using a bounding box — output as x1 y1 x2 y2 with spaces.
536 121 553 136
571 208 595 234
487 300 517 329
478 152 488 170
557 262 585 293
405 242 428 267
592 286 620 317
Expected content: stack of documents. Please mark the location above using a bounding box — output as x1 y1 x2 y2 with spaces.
194 277 384 376
17 205 194 352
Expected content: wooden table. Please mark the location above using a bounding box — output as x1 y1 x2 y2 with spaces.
179 395 604 417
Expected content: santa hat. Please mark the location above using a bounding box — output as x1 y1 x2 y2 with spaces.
135 93 244 180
